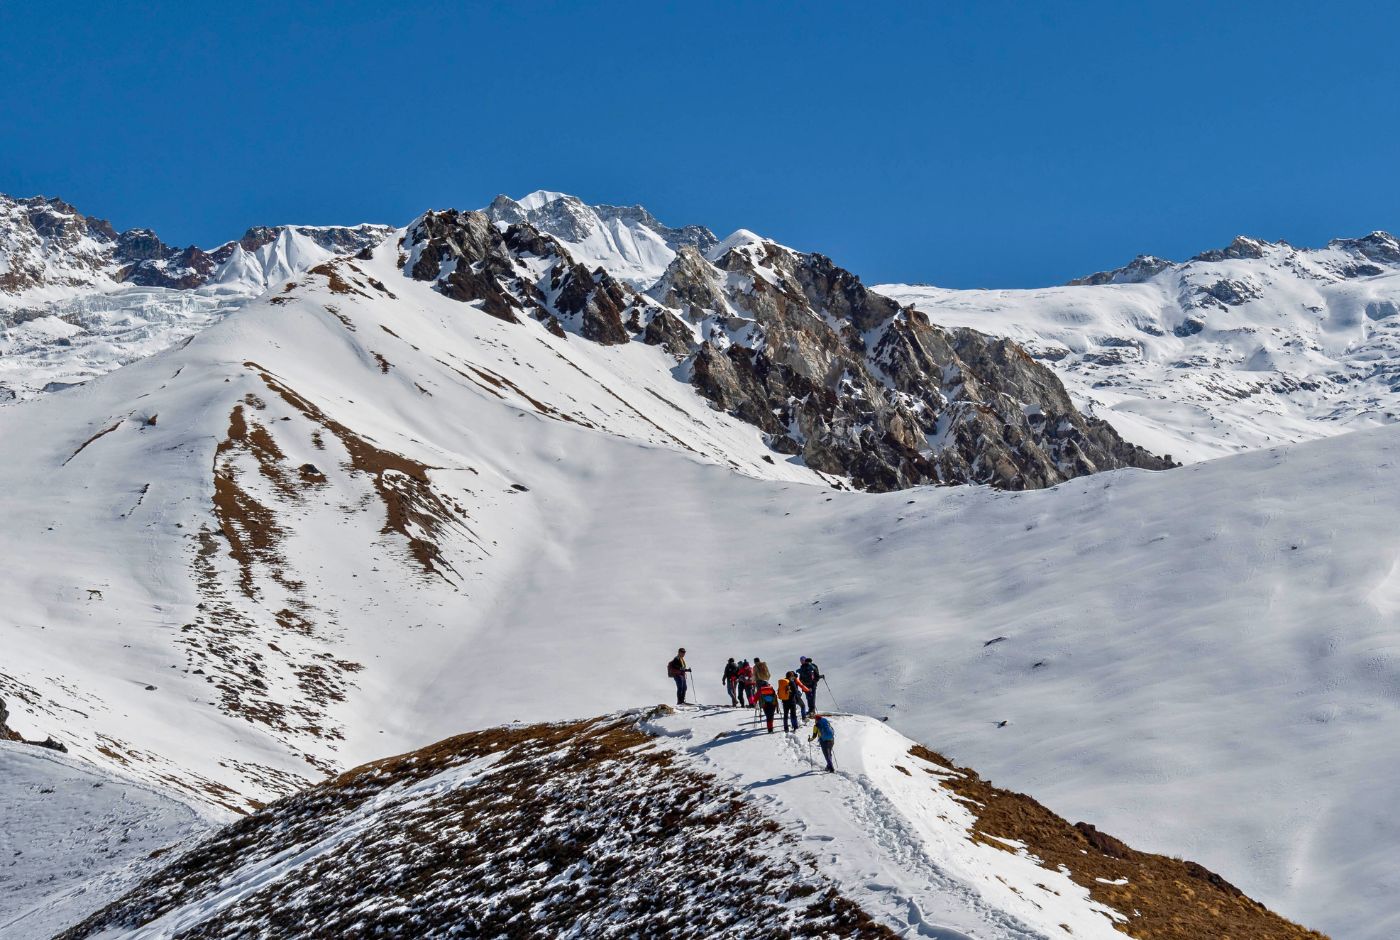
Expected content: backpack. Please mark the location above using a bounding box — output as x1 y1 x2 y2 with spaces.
814 717 834 741
758 684 777 705
667 657 683 678
777 678 791 700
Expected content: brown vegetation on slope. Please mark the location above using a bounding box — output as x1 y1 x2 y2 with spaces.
247 362 474 578
907 744 1328 940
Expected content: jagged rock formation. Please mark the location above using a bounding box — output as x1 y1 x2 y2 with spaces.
1068 254 1176 286
405 209 1172 490
404 209 648 345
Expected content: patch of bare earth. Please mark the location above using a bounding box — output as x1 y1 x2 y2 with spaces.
248 361 479 578
59 713 896 939
907 744 1329 939
186 396 362 763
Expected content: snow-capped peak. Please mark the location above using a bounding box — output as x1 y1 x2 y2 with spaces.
704 227 768 262
514 189 572 212
481 191 717 288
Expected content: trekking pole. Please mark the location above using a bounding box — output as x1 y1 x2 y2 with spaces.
689 669 699 707
822 676 842 712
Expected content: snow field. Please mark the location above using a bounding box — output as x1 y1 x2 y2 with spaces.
649 707 1126 939
0 742 215 939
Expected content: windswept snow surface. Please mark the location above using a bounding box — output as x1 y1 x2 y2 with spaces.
0 742 214 939
877 253 1400 464
648 708 1126 939
2 228 1396 936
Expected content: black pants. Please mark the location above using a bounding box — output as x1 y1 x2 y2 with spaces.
804 685 817 714
762 701 777 733
819 739 834 771
782 699 800 731
726 679 738 706
673 674 687 705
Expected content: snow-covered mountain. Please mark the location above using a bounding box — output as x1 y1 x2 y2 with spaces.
483 190 718 288
7 191 1400 937
0 194 390 401
52 708 1319 940
877 233 1400 463
409 203 1166 489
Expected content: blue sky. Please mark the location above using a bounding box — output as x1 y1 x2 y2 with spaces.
2 1 1398 288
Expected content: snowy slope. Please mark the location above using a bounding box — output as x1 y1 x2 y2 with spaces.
3 216 1399 936
877 234 1400 463
56 709 1319 940
484 191 717 287
648 709 1130 939
0 741 215 939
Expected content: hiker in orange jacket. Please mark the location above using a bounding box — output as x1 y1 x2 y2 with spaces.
777 671 810 732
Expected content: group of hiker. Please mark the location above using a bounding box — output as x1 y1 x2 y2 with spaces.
667 648 837 772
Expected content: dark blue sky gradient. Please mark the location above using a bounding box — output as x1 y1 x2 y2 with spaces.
2 1 1398 287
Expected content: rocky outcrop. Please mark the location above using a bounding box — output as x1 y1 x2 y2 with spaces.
1068 254 1175 286
402 209 1173 491
1192 235 1273 263
404 209 653 346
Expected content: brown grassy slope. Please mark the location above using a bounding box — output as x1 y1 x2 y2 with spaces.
908 744 1328 940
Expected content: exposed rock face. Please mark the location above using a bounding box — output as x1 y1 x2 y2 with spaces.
404 209 654 346
0 196 119 293
592 202 718 254
1068 254 1175 286
402 209 1173 490
1192 235 1273 263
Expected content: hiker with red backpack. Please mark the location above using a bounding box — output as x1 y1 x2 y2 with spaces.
757 679 779 733
735 660 755 707
667 648 691 705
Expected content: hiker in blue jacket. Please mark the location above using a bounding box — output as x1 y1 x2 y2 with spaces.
810 713 836 772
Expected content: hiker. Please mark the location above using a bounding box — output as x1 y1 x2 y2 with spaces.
798 656 821 715
810 713 835 772
667 648 690 705
736 659 755 706
754 657 771 687
777 671 810 732
722 657 739 706
757 680 779 733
